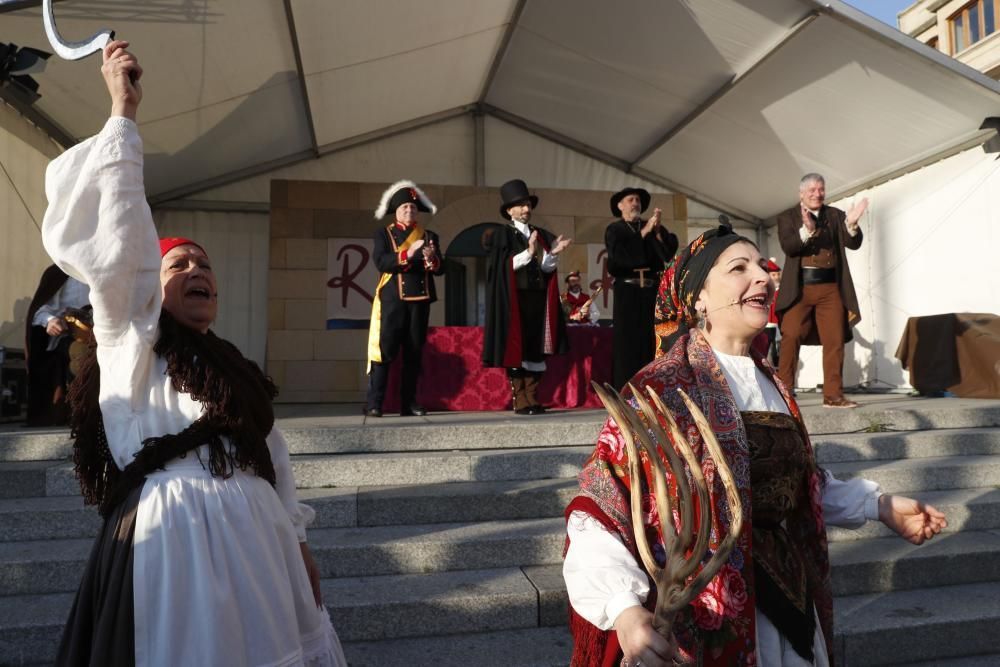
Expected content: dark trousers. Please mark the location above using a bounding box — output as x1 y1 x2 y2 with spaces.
778 283 846 400
508 368 542 410
517 289 548 364
612 283 657 390
26 328 71 427
366 300 430 411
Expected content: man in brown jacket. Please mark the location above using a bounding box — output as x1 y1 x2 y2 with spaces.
775 173 867 408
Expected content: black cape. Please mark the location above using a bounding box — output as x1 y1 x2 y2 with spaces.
482 224 568 368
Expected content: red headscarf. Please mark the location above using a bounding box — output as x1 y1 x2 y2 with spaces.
159 237 206 258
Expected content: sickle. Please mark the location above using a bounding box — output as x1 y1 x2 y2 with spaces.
42 0 114 60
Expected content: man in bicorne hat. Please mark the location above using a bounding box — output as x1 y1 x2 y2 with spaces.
365 180 444 418
604 187 678 389
482 179 570 415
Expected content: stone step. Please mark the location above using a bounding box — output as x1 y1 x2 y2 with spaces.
0 445 594 499
2 398 998 462
14 481 998 545
3 571 999 666
812 427 1000 465
825 454 1000 494
4 515 1000 598
903 655 1000 666
342 626 573 667
834 581 1000 666
15 449 1000 504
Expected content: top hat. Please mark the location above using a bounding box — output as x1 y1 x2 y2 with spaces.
499 179 539 220
609 187 651 217
375 180 437 219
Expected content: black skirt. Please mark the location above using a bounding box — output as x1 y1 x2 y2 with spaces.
55 484 143 667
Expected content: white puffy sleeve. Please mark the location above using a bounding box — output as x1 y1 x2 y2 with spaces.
821 469 882 528
41 117 160 348
267 427 315 542
563 510 650 630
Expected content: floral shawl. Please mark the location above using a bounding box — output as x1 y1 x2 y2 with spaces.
565 329 832 666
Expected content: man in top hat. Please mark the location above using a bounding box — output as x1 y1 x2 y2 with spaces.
365 180 444 417
605 187 679 389
561 271 600 325
482 179 571 415
775 172 867 408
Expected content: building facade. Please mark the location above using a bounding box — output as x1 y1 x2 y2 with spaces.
901 0 1000 77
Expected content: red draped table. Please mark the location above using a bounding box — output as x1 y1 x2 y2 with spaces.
383 326 613 412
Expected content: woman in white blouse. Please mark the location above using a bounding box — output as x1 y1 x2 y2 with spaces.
46 40 345 666
563 223 946 667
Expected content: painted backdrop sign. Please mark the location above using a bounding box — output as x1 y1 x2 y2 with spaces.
326 238 378 329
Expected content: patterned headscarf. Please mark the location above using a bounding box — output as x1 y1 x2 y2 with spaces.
654 222 752 355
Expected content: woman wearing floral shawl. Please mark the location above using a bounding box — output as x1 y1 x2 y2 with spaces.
563 223 947 667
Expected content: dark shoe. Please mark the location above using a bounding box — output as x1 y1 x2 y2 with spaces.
401 404 428 417
823 397 859 409
514 407 532 415
364 407 382 418
528 405 545 415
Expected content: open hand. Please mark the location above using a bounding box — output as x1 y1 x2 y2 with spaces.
101 40 142 120
879 494 947 545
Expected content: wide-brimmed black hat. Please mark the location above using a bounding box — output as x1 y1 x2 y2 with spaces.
499 179 539 220
609 187 651 217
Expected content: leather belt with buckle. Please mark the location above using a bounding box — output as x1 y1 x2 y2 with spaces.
801 267 836 285
619 268 660 288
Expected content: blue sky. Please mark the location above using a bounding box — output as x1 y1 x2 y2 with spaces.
843 0 914 27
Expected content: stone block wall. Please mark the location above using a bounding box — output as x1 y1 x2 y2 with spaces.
268 180 687 403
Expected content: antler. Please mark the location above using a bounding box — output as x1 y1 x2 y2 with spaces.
591 382 744 642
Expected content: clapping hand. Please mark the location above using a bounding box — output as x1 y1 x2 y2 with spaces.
801 206 818 237
641 208 662 237
551 235 572 255
879 494 947 545
407 238 425 259
527 230 539 257
846 197 869 233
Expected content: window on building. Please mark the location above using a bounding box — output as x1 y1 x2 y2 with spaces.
950 0 1000 53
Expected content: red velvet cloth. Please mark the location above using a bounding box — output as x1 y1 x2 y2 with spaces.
383 326 612 412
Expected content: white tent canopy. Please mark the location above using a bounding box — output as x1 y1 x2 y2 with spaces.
3 0 999 222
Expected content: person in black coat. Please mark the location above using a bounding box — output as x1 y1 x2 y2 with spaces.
482 179 570 414
604 187 679 389
365 181 444 417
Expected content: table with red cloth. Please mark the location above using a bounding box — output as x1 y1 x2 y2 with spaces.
382 326 613 412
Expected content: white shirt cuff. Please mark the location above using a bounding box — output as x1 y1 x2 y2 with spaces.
606 592 644 628
512 249 532 271
846 224 860 237
799 226 811 243
864 492 883 521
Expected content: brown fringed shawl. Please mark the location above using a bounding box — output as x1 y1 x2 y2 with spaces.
68 310 278 517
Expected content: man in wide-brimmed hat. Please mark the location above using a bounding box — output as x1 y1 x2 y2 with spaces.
365 180 444 418
482 179 571 415
604 187 679 389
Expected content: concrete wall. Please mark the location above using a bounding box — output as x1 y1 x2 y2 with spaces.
268 180 687 403
0 105 63 350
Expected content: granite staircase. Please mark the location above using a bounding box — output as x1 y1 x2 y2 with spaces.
1 397 1000 666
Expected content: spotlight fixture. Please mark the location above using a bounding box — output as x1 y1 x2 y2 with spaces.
0 42 51 105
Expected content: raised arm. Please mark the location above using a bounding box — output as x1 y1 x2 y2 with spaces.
41 40 159 346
